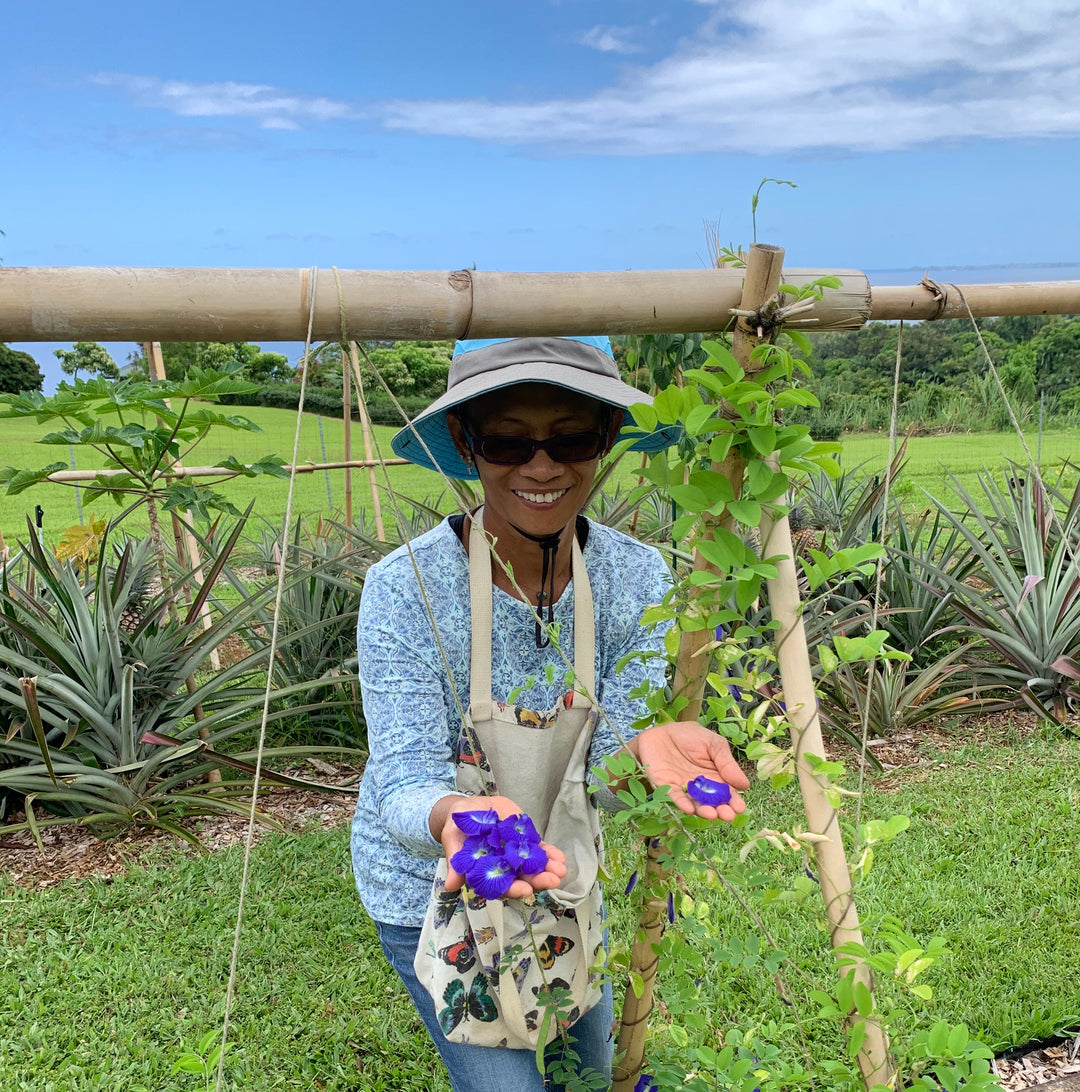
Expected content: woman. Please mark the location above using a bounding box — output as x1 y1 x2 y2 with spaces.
351 336 749 1091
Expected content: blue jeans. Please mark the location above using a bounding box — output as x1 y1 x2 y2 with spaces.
374 920 614 1091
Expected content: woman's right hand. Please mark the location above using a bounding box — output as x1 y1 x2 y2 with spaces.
431 794 567 899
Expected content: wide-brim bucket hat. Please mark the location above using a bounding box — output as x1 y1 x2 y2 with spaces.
391 336 681 480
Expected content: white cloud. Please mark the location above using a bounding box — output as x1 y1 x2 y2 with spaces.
381 0 1080 154
576 25 643 54
92 73 356 130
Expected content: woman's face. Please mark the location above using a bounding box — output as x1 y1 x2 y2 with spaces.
448 383 621 544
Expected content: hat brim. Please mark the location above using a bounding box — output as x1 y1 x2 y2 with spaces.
390 362 680 480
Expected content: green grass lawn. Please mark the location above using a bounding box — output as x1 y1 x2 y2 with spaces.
0 406 652 545
1 405 1075 546
1 722 1076 1089
840 428 1079 501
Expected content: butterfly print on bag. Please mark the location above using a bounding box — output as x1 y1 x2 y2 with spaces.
437 974 499 1036
511 956 532 992
438 940 477 973
512 705 559 730
455 729 492 773
434 888 461 928
537 936 575 970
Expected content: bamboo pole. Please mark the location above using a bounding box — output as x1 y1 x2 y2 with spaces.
144 341 220 672
349 342 386 541
42 457 410 485
342 346 353 527
717 248 891 1086
758 493 892 1086
4 266 1080 343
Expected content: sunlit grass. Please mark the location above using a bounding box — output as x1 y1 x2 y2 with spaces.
0 723 1076 1087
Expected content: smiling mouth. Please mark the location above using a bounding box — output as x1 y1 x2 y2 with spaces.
513 489 569 504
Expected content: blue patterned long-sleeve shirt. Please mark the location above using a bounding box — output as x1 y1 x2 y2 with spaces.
350 517 672 927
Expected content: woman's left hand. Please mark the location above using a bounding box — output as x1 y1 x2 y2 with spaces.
628 721 751 821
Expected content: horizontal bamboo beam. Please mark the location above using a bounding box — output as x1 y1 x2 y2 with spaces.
0 266 865 340
40 458 410 485
2 267 1076 343
870 278 1080 320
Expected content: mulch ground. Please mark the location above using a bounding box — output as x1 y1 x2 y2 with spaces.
0 757 360 889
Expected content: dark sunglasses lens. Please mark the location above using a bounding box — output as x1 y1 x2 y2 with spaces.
475 436 535 464
546 433 605 461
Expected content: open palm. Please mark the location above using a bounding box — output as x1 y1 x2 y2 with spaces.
632 721 751 821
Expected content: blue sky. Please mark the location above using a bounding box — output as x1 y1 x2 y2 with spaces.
4 0 1080 390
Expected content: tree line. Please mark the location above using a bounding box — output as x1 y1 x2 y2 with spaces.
3 316 1078 432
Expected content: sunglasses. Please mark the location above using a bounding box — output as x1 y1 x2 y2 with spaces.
466 430 608 466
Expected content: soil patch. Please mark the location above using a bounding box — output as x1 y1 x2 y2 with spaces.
0 758 361 890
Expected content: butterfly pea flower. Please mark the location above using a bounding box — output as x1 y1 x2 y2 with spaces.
450 835 496 876
470 858 517 900
503 833 548 875
624 869 639 896
686 775 733 807
634 1074 659 1092
453 808 501 837
667 891 675 924
497 812 542 845
452 809 547 898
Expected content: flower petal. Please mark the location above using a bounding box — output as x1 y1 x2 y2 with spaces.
686 775 733 807
504 834 548 875
452 808 500 836
469 859 516 900
497 812 541 845
450 834 494 875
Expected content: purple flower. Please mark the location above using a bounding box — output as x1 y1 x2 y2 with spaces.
469 858 516 900
686 775 733 807
667 891 675 924
503 834 548 875
497 813 541 846
450 835 495 876
453 808 500 837
634 1074 659 1092
624 869 639 896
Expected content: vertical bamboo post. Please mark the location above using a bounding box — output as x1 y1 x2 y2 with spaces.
727 247 891 1085
143 344 218 784
730 252 891 1088
144 342 220 671
349 342 385 540
342 346 353 527
758 497 892 1086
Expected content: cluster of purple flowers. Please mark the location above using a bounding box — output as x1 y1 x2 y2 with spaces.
450 808 548 900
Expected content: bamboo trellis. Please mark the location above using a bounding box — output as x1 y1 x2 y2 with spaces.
6 261 1080 1090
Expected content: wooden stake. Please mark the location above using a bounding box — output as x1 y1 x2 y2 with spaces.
614 246 786 1092
144 342 220 672
342 346 353 527
349 342 386 541
758 494 892 1086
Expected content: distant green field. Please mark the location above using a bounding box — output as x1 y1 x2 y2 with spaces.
0 404 1075 546
840 428 1079 502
